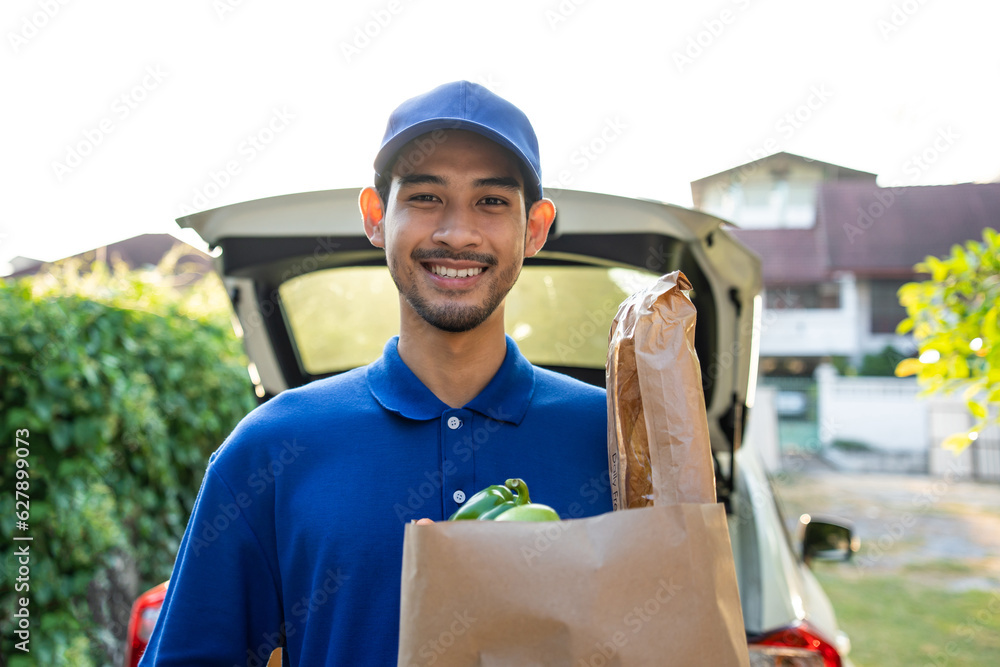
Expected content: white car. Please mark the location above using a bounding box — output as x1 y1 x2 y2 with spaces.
125 188 856 666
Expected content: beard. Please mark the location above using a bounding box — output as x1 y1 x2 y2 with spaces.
388 247 521 333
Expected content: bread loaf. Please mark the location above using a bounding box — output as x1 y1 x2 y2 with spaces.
606 270 716 509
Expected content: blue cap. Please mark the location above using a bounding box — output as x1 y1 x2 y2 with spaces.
374 81 542 199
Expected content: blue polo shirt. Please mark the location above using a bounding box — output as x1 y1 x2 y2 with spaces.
141 335 612 666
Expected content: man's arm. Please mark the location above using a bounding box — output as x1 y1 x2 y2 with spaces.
139 462 284 666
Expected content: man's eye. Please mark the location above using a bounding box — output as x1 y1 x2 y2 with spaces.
410 194 439 202
480 196 507 206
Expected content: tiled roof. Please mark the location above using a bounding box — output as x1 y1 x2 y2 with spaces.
727 182 1000 283
819 181 1000 277
727 227 828 284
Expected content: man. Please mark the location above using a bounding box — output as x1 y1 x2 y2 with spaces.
141 81 612 666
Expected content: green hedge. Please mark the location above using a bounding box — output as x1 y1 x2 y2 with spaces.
0 253 257 666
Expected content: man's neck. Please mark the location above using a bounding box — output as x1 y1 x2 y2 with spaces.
396 310 508 409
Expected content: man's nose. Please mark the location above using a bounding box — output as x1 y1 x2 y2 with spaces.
431 205 482 248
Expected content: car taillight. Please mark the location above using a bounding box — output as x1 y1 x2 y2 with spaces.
747 622 842 667
123 581 168 667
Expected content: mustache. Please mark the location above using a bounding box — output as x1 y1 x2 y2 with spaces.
411 248 498 267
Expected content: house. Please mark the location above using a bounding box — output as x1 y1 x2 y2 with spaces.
3 233 212 282
693 153 1000 478
691 152 1000 374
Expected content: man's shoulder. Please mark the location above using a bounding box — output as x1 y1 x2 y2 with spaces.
210 366 371 465
283 365 371 403
523 366 607 445
254 366 370 420
531 365 606 407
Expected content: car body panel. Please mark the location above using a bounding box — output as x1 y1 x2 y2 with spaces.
733 439 854 665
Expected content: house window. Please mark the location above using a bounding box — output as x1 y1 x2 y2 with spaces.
737 182 777 227
721 178 818 229
783 182 816 228
743 182 772 207
766 283 840 309
870 280 909 334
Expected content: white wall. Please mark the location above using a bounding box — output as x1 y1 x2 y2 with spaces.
810 364 997 479
759 274 860 357
815 363 926 452
759 273 914 361
759 309 858 357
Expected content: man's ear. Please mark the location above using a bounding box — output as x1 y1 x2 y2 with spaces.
359 187 385 248
524 198 556 258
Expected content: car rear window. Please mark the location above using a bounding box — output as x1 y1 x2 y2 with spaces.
278 264 661 375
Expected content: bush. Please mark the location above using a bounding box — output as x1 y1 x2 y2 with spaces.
0 250 257 666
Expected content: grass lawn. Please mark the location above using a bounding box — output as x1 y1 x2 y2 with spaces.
813 565 1000 667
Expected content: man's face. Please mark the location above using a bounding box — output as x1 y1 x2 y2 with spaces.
376 130 534 333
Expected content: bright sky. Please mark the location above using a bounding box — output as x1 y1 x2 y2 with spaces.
4 0 999 274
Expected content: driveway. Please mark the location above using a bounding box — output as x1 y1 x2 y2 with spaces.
771 454 1000 592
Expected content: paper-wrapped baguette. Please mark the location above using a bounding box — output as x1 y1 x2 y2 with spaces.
606 270 716 509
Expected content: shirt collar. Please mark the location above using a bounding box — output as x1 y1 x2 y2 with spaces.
366 335 534 425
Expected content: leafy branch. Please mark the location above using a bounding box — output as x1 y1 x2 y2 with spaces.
895 228 1000 452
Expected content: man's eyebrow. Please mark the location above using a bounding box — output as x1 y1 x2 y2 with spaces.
396 174 522 192
396 174 446 188
473 176 522 191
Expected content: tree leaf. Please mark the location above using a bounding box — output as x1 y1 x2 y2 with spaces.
932 256 951 282
897 283 920 308
963 380 988 399
984 227 999 250
894 358 922 377
985 305 1000 343
948 355 970 379
942 432 971 453
968 400 988 419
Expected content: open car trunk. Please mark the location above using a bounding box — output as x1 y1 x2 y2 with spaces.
178 187 762 499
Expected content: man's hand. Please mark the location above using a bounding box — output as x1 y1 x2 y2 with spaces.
414 518 434 525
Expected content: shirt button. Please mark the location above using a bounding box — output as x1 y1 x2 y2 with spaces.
447 416 462 430
453 490 466 504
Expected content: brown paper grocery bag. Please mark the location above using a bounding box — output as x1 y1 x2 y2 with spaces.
398 504 748 667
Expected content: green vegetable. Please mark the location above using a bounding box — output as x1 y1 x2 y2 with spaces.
447 484 514 520
448 478 561 522
494 504 561 522
477 502 517 520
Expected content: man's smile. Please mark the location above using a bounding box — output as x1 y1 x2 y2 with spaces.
426 264 486 278
413 251 496 288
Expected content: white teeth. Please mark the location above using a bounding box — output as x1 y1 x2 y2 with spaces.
430 265 483 278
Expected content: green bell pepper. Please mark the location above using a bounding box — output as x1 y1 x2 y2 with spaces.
493 503 561 522
447 484 514 520
448 478 561 522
